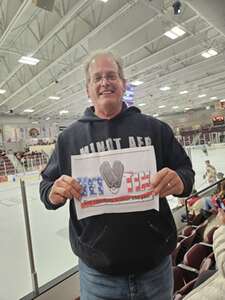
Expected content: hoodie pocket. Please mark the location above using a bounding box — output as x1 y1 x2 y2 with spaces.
147 209 177 250
76 219 110 269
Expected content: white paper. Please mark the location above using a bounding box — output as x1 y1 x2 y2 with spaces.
71 146 159 219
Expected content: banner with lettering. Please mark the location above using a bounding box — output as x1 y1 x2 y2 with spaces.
71 146 158 219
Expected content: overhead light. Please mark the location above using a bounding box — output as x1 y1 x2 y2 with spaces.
59 110 69 115
173 1 182 15
208 49 218 56
48 96 60 100
138 103 146 107
32 121 38 124
153 113 159 117
100 0 108 2
172 106 179 109
130 80 144 86
201 52 211 58
198 94 206 98
24 109 34 112
164 31 178 40
179 90 188 94
46 117 50 120
171 26 185 36
18 56 40 65
164 26 185 40
0 89 6 94
210 96 217 100
206 106 210 110
160 86 171 91
158 105 166 108
220 99 225 103
201 49 218 58
184 107 191 110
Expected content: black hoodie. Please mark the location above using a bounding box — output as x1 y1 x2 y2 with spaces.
40 103 194 275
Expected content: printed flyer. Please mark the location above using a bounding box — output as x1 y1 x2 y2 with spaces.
71 146 159 219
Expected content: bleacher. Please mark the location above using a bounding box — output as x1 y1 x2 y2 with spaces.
172 176 225 299
0 151 16 176
173 215 218 299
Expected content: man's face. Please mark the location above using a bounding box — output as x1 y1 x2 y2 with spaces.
86 54 126 117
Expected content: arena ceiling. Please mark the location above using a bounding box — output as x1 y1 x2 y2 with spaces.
0 0 225 125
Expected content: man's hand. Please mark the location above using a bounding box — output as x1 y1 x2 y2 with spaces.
49 175 82 205
150 167 184 198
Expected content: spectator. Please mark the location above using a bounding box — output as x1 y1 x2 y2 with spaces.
40 50 194 300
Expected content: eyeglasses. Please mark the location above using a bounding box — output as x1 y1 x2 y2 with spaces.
91 72 120 84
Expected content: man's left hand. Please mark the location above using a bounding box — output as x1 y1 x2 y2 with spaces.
150 167 184 198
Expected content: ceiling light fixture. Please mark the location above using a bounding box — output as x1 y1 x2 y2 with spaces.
18 56 40 65
138 103 146 107
130 80 144 86
100 0 108 2
46 117 50 120
171 26 185 36
179 90 188 94
160 86 171 91
198 94 206 98
164 26 185 40
48 96 60 100
153 113 159 117
172 106 179 109
201 49 218 58
208 49 218 56
210 96 217 100
220 99 225 103
0 89 6 94
59 110 69 115
158 105 166 108
184 107 191 110
206 106 210 110
164 31 178 40
24 108 34 112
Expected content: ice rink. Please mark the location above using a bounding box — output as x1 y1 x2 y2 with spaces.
0 144 225 300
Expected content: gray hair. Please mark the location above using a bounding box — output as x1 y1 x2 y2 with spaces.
84 50 125 84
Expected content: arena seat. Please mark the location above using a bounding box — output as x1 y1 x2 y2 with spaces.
178 242 213 282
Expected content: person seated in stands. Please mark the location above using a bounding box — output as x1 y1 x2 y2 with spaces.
181 189 202 223
202 181 225 217
186 189 199 207
183 208 225 300
187 189 204 216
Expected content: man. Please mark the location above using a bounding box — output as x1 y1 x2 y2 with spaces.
203 160 217 184
40 50 195 300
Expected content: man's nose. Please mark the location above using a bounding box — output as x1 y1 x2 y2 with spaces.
100 77 110 85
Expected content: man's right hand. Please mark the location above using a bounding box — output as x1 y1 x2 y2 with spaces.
49 175 82 205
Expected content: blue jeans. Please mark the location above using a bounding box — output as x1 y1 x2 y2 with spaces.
79 256 173 300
